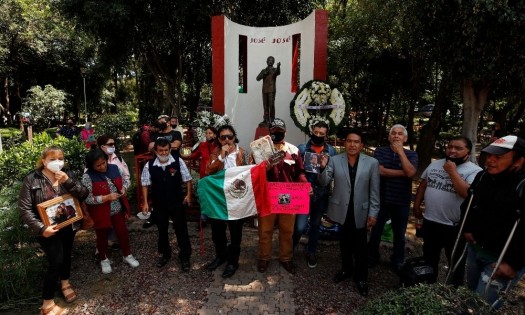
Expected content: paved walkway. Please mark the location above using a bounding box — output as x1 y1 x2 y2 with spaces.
197 228 296 315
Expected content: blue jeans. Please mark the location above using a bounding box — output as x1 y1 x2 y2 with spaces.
466 245 525 309
368 203 409 268
293 191 328 254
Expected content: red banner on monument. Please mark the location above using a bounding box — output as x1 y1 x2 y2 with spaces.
266 182 311 215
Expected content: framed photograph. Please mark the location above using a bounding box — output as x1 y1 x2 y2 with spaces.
304 152 321 174
37 194 83 229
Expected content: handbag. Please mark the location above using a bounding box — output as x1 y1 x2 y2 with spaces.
80 202 94 230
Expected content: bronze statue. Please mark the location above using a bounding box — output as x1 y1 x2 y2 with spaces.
256 56 281 124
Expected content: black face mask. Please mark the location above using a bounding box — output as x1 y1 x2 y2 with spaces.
271 132 285 143
446 155 468 166
159 123 168 130
310 134 325 145
171 124 177 129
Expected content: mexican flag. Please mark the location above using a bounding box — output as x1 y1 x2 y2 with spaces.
197 163 269 220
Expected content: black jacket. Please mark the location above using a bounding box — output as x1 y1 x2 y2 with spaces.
463 169 525 270
18 170 88 236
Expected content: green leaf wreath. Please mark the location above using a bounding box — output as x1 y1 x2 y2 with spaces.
290 80 348 135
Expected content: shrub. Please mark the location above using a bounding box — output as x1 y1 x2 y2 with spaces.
358 283 491 315
0 128 25 151
0 132 87 307
94 113 136 151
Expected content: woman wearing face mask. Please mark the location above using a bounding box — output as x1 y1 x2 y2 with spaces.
94 135 131 256
18 146 89 315
81 122 96 149
97 135 131 191
82 148 139 275
204 125 248 278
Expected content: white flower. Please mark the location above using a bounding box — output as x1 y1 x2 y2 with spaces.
294 89 311 127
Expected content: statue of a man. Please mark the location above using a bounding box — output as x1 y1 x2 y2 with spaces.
256 56 281 124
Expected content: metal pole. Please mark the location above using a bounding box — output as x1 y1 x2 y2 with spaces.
83 76 87 124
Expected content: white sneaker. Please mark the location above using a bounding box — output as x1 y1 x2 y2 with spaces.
123 254 140 268
100 258 112 274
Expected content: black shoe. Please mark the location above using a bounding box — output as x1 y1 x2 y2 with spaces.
94 252 100 262
222 264 238 278
333 270 352 283
181 259 190 272
257 260 269 273
280 261 296 275
356 281 369 297
142 221 155 229
157 256 170 268
206 257 226 271
307 253 317 268
109 243 120 251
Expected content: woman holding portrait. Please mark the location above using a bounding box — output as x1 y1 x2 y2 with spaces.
18 145 89 315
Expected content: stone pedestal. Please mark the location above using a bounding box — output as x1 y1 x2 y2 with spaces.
254 126 270 140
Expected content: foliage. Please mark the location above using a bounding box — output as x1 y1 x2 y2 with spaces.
94 113 136 151
358 283 491 315
0 128 24 151
21 85 68 130
290 80 348 135
0 132 87 190
0 181 44 309
0 132 87 307
0 0 98 121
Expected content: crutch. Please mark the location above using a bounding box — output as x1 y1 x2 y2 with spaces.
484 178 525 308
482 216 521 309
445 191 475 284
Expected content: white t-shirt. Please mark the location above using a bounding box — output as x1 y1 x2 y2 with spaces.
421 159 482 226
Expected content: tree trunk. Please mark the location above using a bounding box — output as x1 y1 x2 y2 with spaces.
462 79 489 159
416 72 453 173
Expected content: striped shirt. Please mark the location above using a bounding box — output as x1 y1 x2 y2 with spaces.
374 146 418 206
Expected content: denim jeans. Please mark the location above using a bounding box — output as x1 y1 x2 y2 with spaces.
293 191 328 254
368 203 409 268
466 245 525 309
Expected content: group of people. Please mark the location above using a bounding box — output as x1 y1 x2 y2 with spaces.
19 133 138 315
18 116 525 314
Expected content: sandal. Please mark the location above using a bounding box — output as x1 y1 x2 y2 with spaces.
61 285 77 303
40 303 68 315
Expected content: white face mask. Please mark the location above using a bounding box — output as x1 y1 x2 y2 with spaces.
46 160 64 173
105 147 115 155
157 154 170 163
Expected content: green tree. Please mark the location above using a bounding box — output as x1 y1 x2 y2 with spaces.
22 85 68 130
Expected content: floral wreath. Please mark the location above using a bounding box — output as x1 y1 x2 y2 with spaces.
192 111 232 141
290 80 348 135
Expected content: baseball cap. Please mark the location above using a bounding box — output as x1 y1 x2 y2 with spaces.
482 135 525 157
157 114 169 120
269 118 286 130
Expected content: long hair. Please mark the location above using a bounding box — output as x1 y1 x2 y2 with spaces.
36 145 64 171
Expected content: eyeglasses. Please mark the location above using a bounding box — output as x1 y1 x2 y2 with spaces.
219 134 235 141
105 143 115 147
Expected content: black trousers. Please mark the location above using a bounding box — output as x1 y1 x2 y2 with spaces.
37 226 75 300
422 218 465 286
340 212 368 283
154 201 191 260
210 218 244 266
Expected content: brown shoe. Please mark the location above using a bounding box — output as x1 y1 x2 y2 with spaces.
257 260 269 273
280 260 296 275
